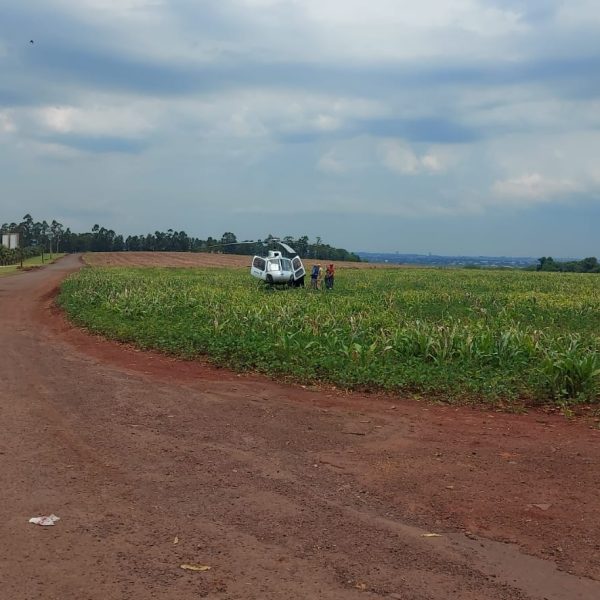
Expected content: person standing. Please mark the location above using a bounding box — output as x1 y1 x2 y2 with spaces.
325 263 335 289
310 264 320 289
317 264 324 290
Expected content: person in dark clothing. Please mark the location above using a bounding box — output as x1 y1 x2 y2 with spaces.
325 263 335 289
310 264 320 290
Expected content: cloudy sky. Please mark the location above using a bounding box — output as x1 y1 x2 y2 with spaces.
1 0 599 256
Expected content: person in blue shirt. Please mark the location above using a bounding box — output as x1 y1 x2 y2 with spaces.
310 264 320 289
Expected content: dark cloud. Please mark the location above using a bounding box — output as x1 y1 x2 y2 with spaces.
2 0 599 114
12 38 600 108
24 44 205 95
276 114 480 145
0 88 31 107
39 133 148 154
360 117 480 144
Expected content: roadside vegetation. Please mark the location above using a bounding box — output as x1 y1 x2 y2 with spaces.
59 266 600 405
0 245 50 266
0 253 65 277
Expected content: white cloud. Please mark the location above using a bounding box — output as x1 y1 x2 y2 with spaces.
492 173 581 201
380 140 420 174
0 112 16 134
314 114 341 132
21 140 87 160
557 0 600 26
317 151 347 174
225 106 270 138
7 90 384 162
421 153 444 172
229 0 529 63
34 104 155 137
486 131 600 202
56 0 164 18
304 0 525 33
173 90 385 142
379 140 450 175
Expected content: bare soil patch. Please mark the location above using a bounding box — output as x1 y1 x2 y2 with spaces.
83 251 404 270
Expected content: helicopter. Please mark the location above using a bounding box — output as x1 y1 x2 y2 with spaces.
209 238 306 287
250 241 306 286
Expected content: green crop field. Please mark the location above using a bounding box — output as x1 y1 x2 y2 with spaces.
58 266 600 405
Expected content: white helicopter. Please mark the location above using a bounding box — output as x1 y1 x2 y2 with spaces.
210 239 306 287
250 241 306 286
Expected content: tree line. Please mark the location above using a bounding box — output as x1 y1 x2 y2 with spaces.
535 256 600 273
0 214 361 264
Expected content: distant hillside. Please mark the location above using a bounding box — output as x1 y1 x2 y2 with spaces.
358 252 538 268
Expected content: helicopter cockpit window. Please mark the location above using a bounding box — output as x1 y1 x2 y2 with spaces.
281 258 292 271
268 259 280 271
253 257 266 271
292 257 301 270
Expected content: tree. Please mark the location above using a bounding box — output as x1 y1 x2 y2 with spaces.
295 235 309 257
581 257 599 273
50 220 64 252
19 214 35 246
537 257 558 272
220 232 237 254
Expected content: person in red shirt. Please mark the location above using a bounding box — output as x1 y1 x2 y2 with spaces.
325 263 335 290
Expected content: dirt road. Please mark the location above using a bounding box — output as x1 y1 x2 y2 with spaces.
1 255 599 600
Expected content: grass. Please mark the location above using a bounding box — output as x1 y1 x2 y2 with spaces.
0 253 66 278
58 266 600 405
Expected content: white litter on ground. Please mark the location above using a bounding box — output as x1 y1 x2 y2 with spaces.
29 514 60 526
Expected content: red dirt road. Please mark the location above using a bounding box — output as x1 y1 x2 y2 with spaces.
1 255 599 600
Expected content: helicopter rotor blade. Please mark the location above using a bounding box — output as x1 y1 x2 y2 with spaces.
206 238 296 253
205 240 265 249
278 241 297 255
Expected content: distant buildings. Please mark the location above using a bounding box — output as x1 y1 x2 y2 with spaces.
358 252 538 269
1 233 19 249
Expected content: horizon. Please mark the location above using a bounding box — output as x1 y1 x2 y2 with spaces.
0 213 595 260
